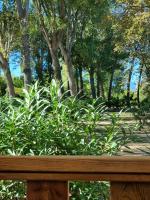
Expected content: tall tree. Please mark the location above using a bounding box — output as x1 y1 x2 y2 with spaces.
33 0 64 95
0 1 17 96
16 0 32 89
114 0 150 102
58 1 80 96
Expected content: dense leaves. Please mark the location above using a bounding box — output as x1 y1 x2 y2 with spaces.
0 82 126 199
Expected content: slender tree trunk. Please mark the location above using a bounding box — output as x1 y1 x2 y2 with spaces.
22 24 32 87
144 60 150 95
34 0 65 94
100 79 105 99
89 66 96 99
67 81 71 96
49 46 64 95
42 35 64 94
78 66 84 96
101 80 105 99
16 0 32 89
0 52 15 97
75 68 79 93
108 67 114 102
36 50 44 84
127 58 134 106
41 30 64 94
97 66 100 98
46 49 53 82
96 65 105 98
50 49 61 81
137 64 144 105
59 43 77 96
4 67 15 97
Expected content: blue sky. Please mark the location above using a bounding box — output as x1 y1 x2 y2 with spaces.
0 52 22 77
9 52 22 77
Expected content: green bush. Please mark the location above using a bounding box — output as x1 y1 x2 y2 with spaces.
0 81 126 199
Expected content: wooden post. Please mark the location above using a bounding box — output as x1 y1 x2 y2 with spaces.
27 181 69 200
111 182 150 200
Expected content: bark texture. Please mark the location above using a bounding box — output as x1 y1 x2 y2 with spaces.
89 66 96 99
127 59 134 106
108 67 115 102
59 43 77 96
78 66 84 96
16 0 32 89
0 52 15 97
137 64 143 104
97 65 105 98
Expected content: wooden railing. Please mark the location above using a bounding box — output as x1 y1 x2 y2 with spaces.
0 156 150 199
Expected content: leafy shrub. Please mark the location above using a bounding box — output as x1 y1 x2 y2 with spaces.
0 81 125 199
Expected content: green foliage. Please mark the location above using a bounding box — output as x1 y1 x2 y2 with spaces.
13 77 24 88
0 77 6 96
70 181 109 200
134 97 150 128
0 0 19 57
0 81 125 199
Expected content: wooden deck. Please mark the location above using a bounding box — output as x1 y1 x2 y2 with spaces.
0 156 150 199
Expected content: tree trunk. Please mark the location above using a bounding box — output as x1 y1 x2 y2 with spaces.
22 24 32 88
42 36 64 95
75 68 79 93
49 46 64 95
78 66 84 96
16 0 32 89
89 66 96 99
0 52 15 97
67 81 71 96
108 67 115 102
97 65 101 97
59 43 77 96
46 49 53 82
96 65 105 98
137 64 144 105
36 50 44 84
35 0 65 93
4 67 15 97
101 80 105 99
142 59 150 96
127 59 134 106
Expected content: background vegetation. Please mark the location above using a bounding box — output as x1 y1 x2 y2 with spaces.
0 0 149 199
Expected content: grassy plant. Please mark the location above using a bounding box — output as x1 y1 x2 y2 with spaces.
0 81 126 199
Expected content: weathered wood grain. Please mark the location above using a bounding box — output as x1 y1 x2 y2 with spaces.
27 181 68 200
0 156 150 173
1 172 150 182
111 182 150 200
0 156 150 199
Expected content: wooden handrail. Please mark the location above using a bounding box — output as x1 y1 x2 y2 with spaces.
0 156 150 199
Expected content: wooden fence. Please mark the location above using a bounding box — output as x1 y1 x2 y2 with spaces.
0 156 150 199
